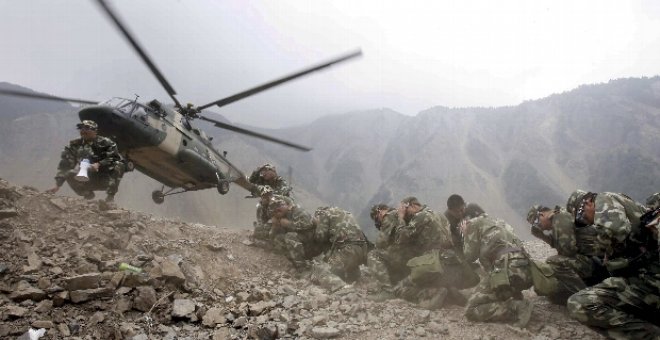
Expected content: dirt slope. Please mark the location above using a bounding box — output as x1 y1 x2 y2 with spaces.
0 178 604 339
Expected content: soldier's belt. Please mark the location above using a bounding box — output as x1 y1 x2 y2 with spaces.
491 247 523 263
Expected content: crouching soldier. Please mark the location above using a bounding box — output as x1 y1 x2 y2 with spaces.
309 207 369 292
46 120 124 202
267 196 317 270
462 203 584 327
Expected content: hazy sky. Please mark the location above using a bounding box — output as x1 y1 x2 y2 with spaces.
2 0 660 127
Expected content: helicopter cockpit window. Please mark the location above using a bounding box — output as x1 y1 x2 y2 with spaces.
100 97 136 117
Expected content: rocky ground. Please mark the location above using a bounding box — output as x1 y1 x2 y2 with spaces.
0 178 606 339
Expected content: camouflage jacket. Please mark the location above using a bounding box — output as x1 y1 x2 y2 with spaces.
444 209 465 254
314 207 367 247
463 213 523 271
375 209 399 249
248 171 292 197
544 207 604 258
394 206 453 255
55 136 121 183
592 192 646 256
277 205 314 234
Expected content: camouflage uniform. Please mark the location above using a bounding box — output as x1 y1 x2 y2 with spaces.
55 135 123 198
444 209 465 255
366 208 413 288
248 164 292 197
252 186 275 242
309 207 368 292
267 196 317 269
392 205 477 308
463 212 534 324
528 205 607 287
567 208 660 339
646 192 660 210
588 192 646 257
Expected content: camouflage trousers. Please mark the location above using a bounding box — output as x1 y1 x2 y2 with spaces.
567 273 660 340
394 250 480 308
64 165 123 196
310 243 368 292
365 248 411 288
547 254 609 287
274 232 309 269
465 252 533 323
540 255 588 305
252 222 272 242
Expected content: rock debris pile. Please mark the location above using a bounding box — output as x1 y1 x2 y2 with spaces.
0 179 604 339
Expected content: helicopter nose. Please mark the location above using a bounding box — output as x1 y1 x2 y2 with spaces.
78 105 117 133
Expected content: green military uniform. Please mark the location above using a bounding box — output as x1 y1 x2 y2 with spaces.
252 186 275 242
463 212 534 325
391 205 478 308
444 209 465 255
588 192 646 257
366 207 412 288
247 164 292 197
309 207 368 292
528 205 606 287
646 192 660 210
55 129 123 199
267 196 316 269
567 208 660 339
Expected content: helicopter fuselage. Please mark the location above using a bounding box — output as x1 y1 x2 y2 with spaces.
78 97 250 193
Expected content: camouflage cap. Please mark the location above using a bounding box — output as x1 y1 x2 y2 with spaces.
370 204 390 220
646 193 660 210
464 203 485 219
260 164 276 173
401 196 421 206
526 205 542 225
566 189 587 214
76 120 98 130
266 195 293 217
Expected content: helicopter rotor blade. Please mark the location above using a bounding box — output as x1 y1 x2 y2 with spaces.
197 115 311 152
198 49 362 111
0 88 98 105
95 0 182 108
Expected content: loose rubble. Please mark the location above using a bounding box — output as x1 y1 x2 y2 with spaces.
0 178 605 339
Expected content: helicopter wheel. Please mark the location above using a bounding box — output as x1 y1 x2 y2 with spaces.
125 160 135 172
151 190 165 204
217 180 230 195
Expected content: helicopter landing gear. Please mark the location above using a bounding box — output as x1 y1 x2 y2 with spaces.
151 190 165 204
215 172 230 195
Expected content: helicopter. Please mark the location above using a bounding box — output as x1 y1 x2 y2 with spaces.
0 0 361 204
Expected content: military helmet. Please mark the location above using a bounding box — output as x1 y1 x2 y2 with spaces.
646 193 660 210
566 189 587 215
260 163 276 173
76 120 98 130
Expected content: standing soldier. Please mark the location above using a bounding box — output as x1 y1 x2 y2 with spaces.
309 207 369 292
46 120 123 202
248 164 292 197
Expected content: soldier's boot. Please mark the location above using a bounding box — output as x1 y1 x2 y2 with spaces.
445 287 468 307
82 191 95 200
418 287 448 310
512 300 533 328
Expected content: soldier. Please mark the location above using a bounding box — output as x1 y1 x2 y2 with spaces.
444 194 466 255
392 196 477 309
527 204 607 286
252 185 274 242
364 204 409 300
267 195 317 270
248 164 292 197
308 207 369 292
646 192 660 210
46 120 123 202
567 206 660 339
